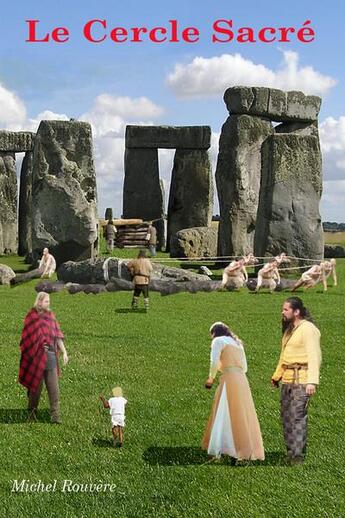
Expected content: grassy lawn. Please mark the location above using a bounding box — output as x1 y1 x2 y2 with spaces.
0 254 344 517
324 231 345 247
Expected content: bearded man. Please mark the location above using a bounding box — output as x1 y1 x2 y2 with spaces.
271 297 321 464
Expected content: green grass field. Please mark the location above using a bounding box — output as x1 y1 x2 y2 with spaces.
0 253 344 517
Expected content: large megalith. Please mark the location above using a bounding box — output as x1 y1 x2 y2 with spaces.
216 115 273 256
170 226 217 258
167 149 213 251
125 125 211 149
254 134 323 260
0 263 15 284
0 131 35 152
224 86 321 122
18 151 33 257
123 148 163 220
31 120 98 265
0 152 17 254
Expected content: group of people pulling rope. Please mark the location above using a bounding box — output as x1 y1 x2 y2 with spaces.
148 252 337 293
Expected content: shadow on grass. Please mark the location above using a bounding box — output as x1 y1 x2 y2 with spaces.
115 308 147 314
92 436 114 448
143 446 212 465
0 408 50 423
143 447 286 467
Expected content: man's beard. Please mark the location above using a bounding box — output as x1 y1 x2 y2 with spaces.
282 316 294 335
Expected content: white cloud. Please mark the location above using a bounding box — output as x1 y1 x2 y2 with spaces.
210 131 220 171
80 94 164 138
92 133 126 218
319 117 345 182
0 83 27 130
79 94 164 216
321 180 345 222
166 51 337 98
26 110 70 132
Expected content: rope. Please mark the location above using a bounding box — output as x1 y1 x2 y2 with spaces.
149 259 321 272
148 254 321 264
278 265 314 271
108 254 325 274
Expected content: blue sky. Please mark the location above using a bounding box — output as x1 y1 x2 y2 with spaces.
1 0 345 221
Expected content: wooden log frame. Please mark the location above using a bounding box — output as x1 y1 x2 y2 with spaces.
116 241 149 246
117 236 148 241
117 234 149 240
115 222 150 249
117 246 149 250
113 219 144 226
116 227 149 234
117 237 149 242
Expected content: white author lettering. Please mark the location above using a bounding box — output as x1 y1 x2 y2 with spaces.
11 479 117 493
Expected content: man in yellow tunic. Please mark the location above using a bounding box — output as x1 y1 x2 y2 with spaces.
271 297 321 464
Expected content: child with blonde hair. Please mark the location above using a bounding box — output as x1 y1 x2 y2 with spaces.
100 387 127 447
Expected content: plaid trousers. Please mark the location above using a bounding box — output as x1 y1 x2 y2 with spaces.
280 384 310 458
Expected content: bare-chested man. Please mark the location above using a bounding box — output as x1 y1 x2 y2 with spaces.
292 259 337 292
39 248 56 278
220 254 258 290
256 253 290 293
324 259 337 288
11 247 56 286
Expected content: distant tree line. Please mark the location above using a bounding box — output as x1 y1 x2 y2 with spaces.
210 218 344 230
323 222 345 231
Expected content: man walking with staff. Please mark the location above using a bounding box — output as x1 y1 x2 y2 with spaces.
271 297 321 464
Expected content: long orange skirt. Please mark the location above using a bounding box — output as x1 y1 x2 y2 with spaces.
202 371 264 460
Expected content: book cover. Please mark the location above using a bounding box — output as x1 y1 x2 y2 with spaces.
0 1 344 517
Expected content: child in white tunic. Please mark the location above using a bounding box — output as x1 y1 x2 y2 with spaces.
100 387 127 447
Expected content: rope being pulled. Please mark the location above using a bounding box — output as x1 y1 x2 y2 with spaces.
148 255 322 272
102 254 325 279
149 254 321 264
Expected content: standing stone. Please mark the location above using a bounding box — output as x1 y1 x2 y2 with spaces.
153 218 165 251
254 134 323 261
123 148 163 220
216 115 273 257
105 208 113 221
18 151 33 256
154 179 166 251
167 149 213 253
0 152 17 254
31 120 98 265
